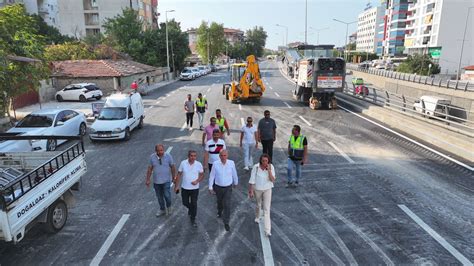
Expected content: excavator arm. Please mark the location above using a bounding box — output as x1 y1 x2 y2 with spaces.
238 55 266 98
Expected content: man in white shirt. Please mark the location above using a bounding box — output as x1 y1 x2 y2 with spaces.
175 150 204 227
204 129 226 173
240 116 258 170
209 150 238 232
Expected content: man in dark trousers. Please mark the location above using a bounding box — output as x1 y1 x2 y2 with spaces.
208 149 238 232
257 110 277 161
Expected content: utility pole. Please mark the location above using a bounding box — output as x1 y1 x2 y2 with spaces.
456 7 473 80
276 24 288 47
165 9 175 80
171 40 175 77
305 0 308 44
333 18 357 61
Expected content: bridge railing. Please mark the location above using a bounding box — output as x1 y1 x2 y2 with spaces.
346 64 474 92
342 83 474 135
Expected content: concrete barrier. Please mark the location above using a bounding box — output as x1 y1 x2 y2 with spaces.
337 93 474 163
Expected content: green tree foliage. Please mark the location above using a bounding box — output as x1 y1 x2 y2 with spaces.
44 42 97 61
30 14 75 45
103 8 142 54
245 26 267 57
0 4 48 118
397 54 440 75
228 42 247 61
196 21 225 64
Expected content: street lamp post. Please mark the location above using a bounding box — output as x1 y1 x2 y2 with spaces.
165 9 175 80
310 27 329 45
305 0 308 44
275 24 288 47
456 7 473 80
333 18 357 61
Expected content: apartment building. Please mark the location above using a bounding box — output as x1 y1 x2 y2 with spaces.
356 5 385 53
404 0 473 75
2 0 158 38
376 0 409 57
186 27 244 54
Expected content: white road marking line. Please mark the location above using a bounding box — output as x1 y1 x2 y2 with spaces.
274 92 280 97
90 214 130 266
239 104 242 111
241 118 245 127
203 95 207 98
269 86 273 90
171 91 176 94
166 93 171 97
258 214 275 266
148 106 153 109
398 205 473 266
166 146 173 153
207 87 211 92
328 141 355 164
283 101 292 109
298 115 312 126
338 106 473 171
155 100 160 104
180 122 187 132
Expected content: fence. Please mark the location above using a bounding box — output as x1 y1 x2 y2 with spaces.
346 64 474 92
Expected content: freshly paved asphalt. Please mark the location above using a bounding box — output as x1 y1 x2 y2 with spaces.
0 60 472 265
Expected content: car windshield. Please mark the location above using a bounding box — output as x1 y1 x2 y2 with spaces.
98 107 127 120
198 67 205 70
16 114 55 128
182 69 191 73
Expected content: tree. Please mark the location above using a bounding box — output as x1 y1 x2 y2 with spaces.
103 8 143 54
397 54 440 75
196 21 225 64
0 4 48 118
244 26 267 57
30 14 75 45
44 42 97 61
228 42 247 61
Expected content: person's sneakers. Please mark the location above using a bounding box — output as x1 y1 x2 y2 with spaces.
265 231 272 237
217 212 222 218
294 181 299 187
189 127 193 131
286 182 293 188
166 206 172 215
191 219 197 227
254 217 260 224
156 209 166 217
199 126 203 131
243 166 249 171
224 224 230 231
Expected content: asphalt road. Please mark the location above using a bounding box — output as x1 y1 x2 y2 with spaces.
1 60 473 265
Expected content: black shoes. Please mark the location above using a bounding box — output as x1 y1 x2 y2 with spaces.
191 219 197 227
217 212 222 218
224 224 230 231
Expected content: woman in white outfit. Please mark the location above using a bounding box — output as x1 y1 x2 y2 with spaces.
248 153 275 237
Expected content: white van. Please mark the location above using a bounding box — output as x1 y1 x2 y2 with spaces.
89 93 145 141
413 95 451 118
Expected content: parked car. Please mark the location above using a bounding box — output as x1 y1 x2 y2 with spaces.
413 95 451 118
210 64 217 72
6 109 87 151
191 67 201 78
89 92 144 141
352 77 364 85
358 60 371 69
180 68 195 80
197 66 207 76
355 85 369 96
56 83 103 102
0 133 33 152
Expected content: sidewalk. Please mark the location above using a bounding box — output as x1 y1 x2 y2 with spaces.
11 78 178 120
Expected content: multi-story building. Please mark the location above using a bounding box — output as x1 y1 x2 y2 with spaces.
2 0 158 38
356 5 385 53
376 0 409 57
404 0 473 75
186 27 244 55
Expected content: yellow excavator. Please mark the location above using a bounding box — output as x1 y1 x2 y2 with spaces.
222 55 265 103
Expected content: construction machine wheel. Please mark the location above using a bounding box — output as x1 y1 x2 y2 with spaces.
225 86 230 101
329 97 338 109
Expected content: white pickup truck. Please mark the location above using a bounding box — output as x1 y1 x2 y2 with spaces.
0 135 86 243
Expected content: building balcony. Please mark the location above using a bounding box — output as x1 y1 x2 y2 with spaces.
38 7 49 14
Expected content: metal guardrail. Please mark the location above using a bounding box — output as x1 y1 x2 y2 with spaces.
342 83 474 135
347 64 474 92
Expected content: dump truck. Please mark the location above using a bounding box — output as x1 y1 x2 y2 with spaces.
294 57 346 109
223 55 265 103
0 135 86 243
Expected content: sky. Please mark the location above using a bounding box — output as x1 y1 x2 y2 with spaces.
157 0 374 50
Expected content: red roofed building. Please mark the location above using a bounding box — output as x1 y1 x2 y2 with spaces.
186 27 244 56
50 60 167 97
461 65 474 81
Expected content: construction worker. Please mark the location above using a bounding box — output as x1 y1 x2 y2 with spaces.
215 109 230 139
286 125 308 188
196 93 208 130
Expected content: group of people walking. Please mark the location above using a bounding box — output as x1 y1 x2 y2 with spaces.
145 93 308 237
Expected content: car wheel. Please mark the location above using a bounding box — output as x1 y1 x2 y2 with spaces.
79 123 86 136
137 117 144 129
46 139 57 151
44 200 67 233
124 127 131 141
79 95 87 102
56 95 63 102
96 96 102 100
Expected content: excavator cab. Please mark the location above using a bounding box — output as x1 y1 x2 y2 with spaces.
222 55 265 103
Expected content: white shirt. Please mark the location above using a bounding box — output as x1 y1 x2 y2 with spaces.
209 159 238 189
205 138 226 164
249 164 275 191
178 160 204 190
241 125 257 144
